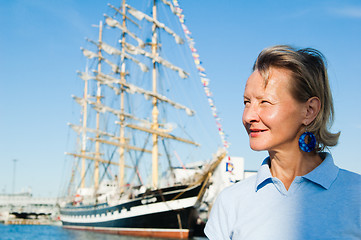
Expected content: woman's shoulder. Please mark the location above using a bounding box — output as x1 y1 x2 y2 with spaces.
337 168 361 183
331 168 361 197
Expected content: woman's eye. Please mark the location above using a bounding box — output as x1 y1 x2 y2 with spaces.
243 100 250 105
261 100 270 104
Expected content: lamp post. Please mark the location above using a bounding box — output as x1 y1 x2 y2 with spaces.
12 159 18 194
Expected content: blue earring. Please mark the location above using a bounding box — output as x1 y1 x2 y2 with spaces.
298 132 316 152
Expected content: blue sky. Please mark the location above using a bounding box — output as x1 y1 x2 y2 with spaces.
1 0 361 197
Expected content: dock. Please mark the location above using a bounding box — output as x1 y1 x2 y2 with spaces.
0 192 60 225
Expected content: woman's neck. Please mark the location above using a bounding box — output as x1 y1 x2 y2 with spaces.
268 149 323 190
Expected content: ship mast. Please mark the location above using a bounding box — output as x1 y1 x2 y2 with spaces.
151 0 159 188
118 0 127 189
94 21 103 190
80 66 89 188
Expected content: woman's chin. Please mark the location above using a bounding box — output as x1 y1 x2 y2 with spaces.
249 144 266 151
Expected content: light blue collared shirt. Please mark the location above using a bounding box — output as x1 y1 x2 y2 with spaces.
204 153 361 239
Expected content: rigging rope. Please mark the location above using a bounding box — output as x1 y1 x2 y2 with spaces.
171 0 230 150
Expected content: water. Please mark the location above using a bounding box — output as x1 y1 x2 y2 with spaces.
0 225 207 240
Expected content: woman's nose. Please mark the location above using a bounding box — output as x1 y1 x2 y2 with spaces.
242 104 260 123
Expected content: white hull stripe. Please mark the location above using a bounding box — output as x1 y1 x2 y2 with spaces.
61 196 197 223
63 225 189 233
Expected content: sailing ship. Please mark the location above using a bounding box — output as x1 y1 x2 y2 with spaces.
59 0 226 238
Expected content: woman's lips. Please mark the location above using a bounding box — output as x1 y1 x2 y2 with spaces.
249 129 267 137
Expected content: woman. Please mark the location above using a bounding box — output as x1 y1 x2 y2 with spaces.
204 45 361 239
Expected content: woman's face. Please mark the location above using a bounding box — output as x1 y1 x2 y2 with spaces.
242 67 306 152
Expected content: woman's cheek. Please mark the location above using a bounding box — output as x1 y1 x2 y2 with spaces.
260 106 278 122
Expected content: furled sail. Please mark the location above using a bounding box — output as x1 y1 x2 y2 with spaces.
94 71 195 116
68 123 116 138
80 47 98 59
89 138 152 154
80 49 120 73
104 14 145 48
86 39 149 72
86 37 187 78
65 152 122 166
126 124 199 146
77 71 94 81
101 42 149 72
103 58 121 74
126 4 184 44
124 42 189 79
108 3 141 29
72 94 151 124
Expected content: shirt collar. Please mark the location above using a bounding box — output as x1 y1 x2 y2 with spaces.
302 152 339 189
255 156 273 192
255 152 339 192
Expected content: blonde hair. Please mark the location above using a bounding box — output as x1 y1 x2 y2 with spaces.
253 45 340 152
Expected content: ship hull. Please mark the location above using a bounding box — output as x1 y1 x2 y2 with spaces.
60 183 203 239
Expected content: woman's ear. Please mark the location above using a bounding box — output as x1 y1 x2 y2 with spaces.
303 97 321 125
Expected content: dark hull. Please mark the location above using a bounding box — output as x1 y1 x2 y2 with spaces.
60 183 204 239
